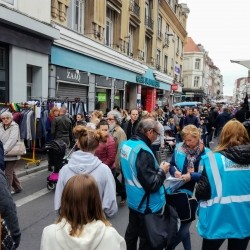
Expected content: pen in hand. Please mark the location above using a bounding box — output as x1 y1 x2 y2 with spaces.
174 166 182 178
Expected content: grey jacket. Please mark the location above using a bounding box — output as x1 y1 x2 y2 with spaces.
51 115 72 144
0 121 21 161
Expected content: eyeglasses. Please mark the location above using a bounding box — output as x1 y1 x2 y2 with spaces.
1 117 10 120
107 118 115 121
153 129 160 136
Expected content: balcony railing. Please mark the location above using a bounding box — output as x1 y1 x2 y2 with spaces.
129 1 140 17
145 16 154 29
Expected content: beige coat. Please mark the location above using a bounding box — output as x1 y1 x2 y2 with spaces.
0 121 21 161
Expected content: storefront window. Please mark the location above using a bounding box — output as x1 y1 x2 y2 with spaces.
114 89 123 109
95 88 111 114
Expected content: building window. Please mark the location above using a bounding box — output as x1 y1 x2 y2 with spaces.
27 66 33 100
164 55 168 73
128 25 135 56
176 36 180 55
106 8 115 47
157 15 162 38
67 0 84 33
145 37 150 62
156 49 161 70
195 59 201 70
194 76 199 87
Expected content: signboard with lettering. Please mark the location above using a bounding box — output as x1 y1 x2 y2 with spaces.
171 83 178 91
56 67 89 84
98 92 106 102
136 76 160 88
175 65 180 75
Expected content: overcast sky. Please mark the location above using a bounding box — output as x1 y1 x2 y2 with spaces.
180 0 250 96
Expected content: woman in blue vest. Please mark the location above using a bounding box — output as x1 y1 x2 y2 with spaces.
168 124 210 250
195 120 250 250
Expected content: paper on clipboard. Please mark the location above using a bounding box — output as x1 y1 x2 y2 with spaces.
166 176 186 192
167 176 183 182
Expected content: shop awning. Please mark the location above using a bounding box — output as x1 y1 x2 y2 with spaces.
230 60 250 69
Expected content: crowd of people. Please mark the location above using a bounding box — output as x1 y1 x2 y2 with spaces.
0 101 250 249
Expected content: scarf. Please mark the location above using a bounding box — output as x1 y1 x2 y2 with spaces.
181 141 202 168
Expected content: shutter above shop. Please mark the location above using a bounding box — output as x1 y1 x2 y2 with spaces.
56 82 88 102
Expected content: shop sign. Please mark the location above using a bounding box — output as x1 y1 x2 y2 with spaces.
98 93 106 102
175 65 180 75
67 71 81 82
56 67 89 84
171 83 178 91
136 76 160 88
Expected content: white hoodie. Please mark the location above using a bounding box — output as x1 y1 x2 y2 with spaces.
54 150 118 217
40 219 126 250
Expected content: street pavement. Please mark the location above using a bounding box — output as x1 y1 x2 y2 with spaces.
12 139 250 250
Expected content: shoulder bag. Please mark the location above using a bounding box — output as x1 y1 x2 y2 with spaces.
166 191 198 222
138 186 180 250
6 141 26 156
0 213 15 250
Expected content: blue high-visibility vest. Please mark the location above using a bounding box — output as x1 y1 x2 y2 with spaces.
120 139 165 213
169 143 210 196
197 151 250 239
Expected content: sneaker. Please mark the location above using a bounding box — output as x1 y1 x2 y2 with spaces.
11 189 23 195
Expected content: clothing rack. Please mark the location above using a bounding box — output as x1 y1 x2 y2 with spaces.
19 103 41 168
0 102 41 168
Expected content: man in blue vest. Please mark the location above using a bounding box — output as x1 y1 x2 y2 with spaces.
120 118 170 250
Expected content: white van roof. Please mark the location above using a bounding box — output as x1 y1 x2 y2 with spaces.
173 101 202 107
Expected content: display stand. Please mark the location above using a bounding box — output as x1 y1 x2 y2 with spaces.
20 104 41 168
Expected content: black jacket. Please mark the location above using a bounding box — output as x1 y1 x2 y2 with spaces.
131 132 166 193
0 141 4 171
0 170 21 248
235 108 250 123
195 145 250 201
122 120 139 140
215 112 231 129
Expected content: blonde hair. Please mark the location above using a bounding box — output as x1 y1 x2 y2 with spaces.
73 125 107 152
157 108 164 115
92 110 103 120
149 111 158 121
181 125 201 140
214 119 250 152
141 110 150 120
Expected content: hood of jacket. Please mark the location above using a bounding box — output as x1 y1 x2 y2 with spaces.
221 144 250 165
55 219 108 250
67 150 102 174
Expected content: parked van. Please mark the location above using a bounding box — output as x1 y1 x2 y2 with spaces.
173 101 202 107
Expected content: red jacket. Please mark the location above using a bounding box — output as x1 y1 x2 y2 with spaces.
95 135 116 169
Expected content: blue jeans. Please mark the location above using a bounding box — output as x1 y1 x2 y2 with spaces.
168 221 192 250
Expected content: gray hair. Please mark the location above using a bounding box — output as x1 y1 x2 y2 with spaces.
107 110 122 125
1 111 13 120
137 118 158 135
